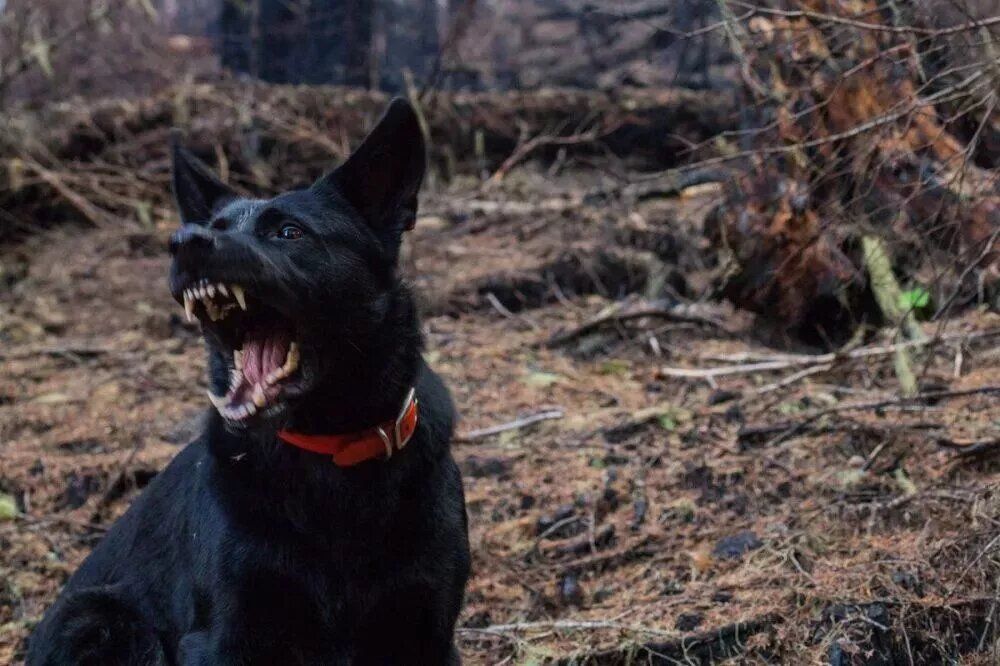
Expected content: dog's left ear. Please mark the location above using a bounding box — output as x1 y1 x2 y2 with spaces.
314 98 426 251
170 133 237 225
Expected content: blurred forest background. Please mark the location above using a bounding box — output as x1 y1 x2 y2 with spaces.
1 0 999 663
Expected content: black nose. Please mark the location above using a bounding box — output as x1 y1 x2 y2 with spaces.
169 224 215 257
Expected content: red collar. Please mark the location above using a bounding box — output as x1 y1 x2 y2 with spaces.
277 388 418 467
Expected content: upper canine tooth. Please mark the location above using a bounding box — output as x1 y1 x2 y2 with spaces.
283 342 300 373
184 293 195 322
252 383 266 407
232 285 246 311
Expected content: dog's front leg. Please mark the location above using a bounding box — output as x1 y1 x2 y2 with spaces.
186 580 349 666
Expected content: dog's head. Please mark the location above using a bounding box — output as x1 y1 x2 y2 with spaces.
168 99 424 429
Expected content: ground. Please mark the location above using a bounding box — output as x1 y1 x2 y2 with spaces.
1 169 999 664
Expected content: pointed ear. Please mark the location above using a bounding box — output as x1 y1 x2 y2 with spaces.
314 98 426 240
170 132 237 225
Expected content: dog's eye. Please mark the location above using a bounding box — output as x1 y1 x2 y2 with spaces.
276 224 303 240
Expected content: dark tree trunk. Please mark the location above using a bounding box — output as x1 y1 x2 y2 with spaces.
343 0 374 88
419 0 439 65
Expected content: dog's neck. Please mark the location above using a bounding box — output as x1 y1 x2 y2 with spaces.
288 284 421 436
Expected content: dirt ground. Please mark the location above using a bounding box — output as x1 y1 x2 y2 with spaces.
2 168 999 664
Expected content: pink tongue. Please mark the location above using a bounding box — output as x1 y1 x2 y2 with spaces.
242 327 291 386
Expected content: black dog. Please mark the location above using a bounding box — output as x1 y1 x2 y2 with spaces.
28 99 471 665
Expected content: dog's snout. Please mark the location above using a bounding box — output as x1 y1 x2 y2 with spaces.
169 224 215 257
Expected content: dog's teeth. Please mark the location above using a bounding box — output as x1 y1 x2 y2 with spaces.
234 349 243 371
252 384 266 407
232 285 246 310
229 368 241 391
244 402 258 416
283 342 300 374
207 283 216 298
217 283 229 297
207 390 226 411
184 293 195 322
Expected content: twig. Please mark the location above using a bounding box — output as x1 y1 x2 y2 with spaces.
765 385 1000 447
0 344 115 361
729 2 1000 37
551 613 782 664
485 122 622 186
484 292 540 331
936 437 1000 457
22 159 110 226
934 227 1000 320
660 328 1000 379
755 363 834 394
458 619 678 639
14 513 108 533
0 4 112 98
455 409 564 442
546 299 732 348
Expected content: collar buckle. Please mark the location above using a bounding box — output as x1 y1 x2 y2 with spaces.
377 387 417 459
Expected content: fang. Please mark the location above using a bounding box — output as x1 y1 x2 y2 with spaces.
232 285 247 310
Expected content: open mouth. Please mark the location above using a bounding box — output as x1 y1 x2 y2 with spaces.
180 278 301 422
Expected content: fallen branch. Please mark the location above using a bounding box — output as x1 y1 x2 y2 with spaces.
936 437 1000 457
455 409 564 442
762 385 1000 447
552 613 782 664
547 299 732 348
0 343 117 361
660 328 1000 380
459 618 678 640
485 121 622 186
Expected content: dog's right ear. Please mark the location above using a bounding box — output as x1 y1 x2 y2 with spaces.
170 133 237 225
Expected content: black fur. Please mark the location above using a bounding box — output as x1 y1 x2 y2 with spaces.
28 99 471 665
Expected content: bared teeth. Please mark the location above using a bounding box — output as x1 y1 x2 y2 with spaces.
263 341 300 386
207 390 226 410
234 349 243 371
183 291 195 322
180 281 247 323
231 285 246 311
252 383 266 407
284 342 300 374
